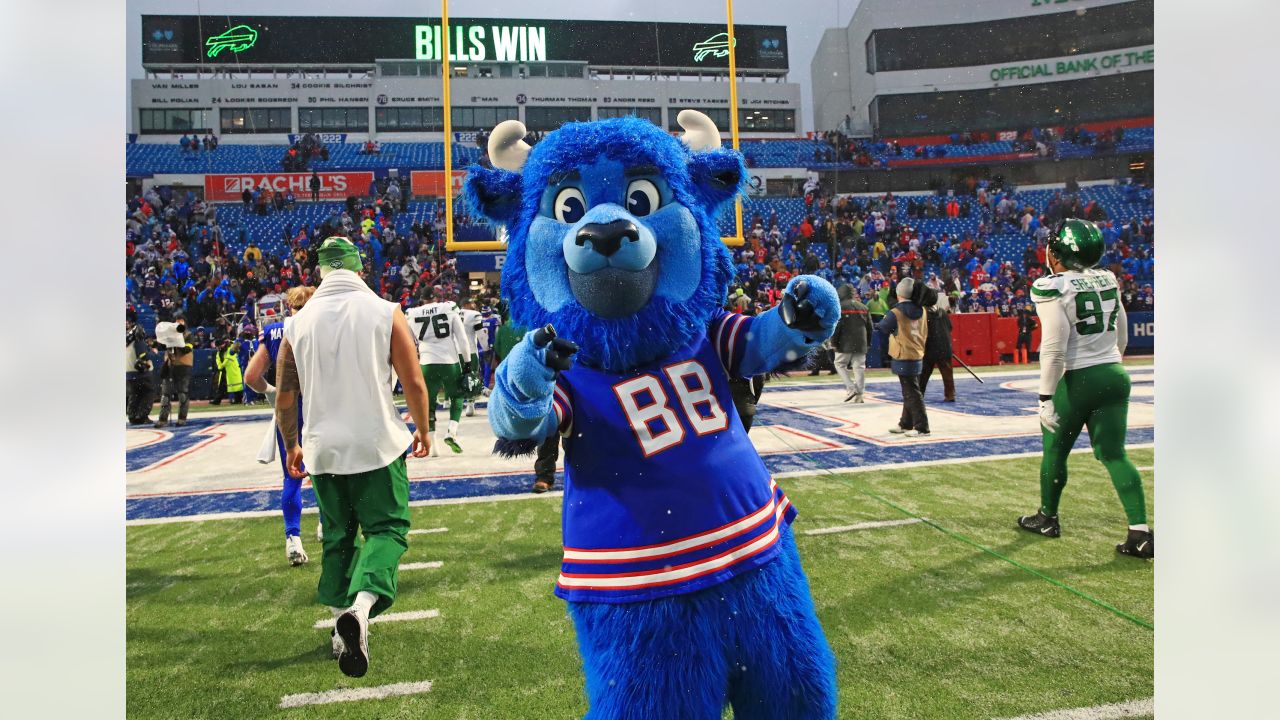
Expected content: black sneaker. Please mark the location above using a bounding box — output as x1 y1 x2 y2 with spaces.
335 610 369 678
1017 511 1061 538
1116 529 1154 559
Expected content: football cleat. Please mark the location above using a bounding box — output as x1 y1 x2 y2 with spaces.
1017 511 1061 538
335 610 370 678
1116 529 1154 559
464 402 475 417
888 426 908 434
843 390 857 403
286 535 308 566
905 429 930 437
330 629 344 659
443 435 462 454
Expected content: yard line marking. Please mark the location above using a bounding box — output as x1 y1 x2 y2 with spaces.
312 609 440 629
409 527 449 535
126 490 563 526
400 561 443 570
773 443 1154 480
126 446 1155 526
802 518 924 535
1136 465 1154 471
278 680 434 708
994 696 1153 720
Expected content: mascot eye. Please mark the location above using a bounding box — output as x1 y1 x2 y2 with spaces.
554 187 587 224
626 179 660 217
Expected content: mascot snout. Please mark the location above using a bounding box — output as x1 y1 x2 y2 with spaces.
563 208 659 318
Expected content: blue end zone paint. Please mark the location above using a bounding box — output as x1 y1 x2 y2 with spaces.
126 374 1154 520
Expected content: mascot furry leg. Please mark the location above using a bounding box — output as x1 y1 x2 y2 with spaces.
570 527 836 720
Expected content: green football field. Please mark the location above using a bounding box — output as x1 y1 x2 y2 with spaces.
126 448 1154 719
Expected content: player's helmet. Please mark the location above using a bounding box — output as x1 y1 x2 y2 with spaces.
1048 218 1104 271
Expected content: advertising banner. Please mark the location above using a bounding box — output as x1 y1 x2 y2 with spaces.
203 171 373 201
410 170 467 197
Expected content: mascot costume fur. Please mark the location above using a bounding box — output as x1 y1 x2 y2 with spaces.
465 110 840 719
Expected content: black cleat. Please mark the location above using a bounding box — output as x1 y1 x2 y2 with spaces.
1017 511 1061 538
1116 529 1154 559
335 611 369 678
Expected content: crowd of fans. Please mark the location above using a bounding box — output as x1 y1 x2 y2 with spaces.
722 178 1154 321
282 132 330 171
178 133 219 152
125 179 499 364
810 117 1137 167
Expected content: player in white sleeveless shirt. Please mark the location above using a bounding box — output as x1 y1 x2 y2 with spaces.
275 237 434 678
405 299 475 453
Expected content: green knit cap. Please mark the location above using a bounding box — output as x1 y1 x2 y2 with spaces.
318 236 362 273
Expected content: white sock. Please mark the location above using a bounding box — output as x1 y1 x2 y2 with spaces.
1129 524 1150 532
447 420 459 437
351 591 378 617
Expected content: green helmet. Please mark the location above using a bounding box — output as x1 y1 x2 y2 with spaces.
1049 218 1104 271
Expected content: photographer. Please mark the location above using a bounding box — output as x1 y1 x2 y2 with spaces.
920 291 956 403
125 310 154 425
153 315 194 428
879 278 930 437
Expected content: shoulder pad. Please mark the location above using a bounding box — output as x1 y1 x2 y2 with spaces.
1030 275 1066 302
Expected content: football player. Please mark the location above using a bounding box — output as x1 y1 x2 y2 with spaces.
244 288 317 566
406 298 474 454
457 301 485 417
1017 219 1152 558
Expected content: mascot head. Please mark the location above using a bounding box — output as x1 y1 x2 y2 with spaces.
464 111 746 372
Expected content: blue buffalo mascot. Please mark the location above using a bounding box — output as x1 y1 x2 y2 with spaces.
465 110 839 719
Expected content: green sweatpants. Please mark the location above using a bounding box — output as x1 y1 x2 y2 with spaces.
421 363 463 432
312 456 410 618
1040 362 1147 525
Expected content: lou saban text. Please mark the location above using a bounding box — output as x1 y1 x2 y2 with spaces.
990 49 1152 82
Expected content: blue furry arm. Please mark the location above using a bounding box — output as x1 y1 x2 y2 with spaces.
739 275 840 377
487 333 560 443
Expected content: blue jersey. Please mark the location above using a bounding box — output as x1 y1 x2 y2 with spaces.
260 321 287 385
551 311 795 604
479 315 501 352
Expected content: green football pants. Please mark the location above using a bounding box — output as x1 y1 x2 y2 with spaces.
311 456 410 618
1039 362 1147 525
421 363 463 432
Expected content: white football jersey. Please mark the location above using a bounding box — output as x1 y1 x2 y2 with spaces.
405 302 472 365
458 308 483 356
1031 269 1123 370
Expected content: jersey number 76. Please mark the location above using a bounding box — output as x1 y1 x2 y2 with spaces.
415 314 451 340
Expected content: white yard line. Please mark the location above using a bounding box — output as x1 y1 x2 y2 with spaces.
278 680 434 709
127 445 1155 526
773 443 1154 480
994 697 1153 720
408 527 449 535
400 561 443 571
1136 466 1154 472
802 518 924 536
312 609 440 629
126 490 562 526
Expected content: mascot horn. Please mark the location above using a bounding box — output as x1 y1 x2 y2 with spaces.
466 110 840 719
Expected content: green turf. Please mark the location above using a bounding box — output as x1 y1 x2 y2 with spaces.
127 449 1153 719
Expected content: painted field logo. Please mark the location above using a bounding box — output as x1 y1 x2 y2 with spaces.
693 32 736 62
206 25 258 58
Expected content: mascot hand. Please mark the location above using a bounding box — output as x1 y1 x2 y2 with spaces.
780 276 839 341
531 325 579 373
505 324 578 400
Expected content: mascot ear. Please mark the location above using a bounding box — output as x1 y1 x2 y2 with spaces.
463 165 522 228
464 119 531 227
687 149 747 218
